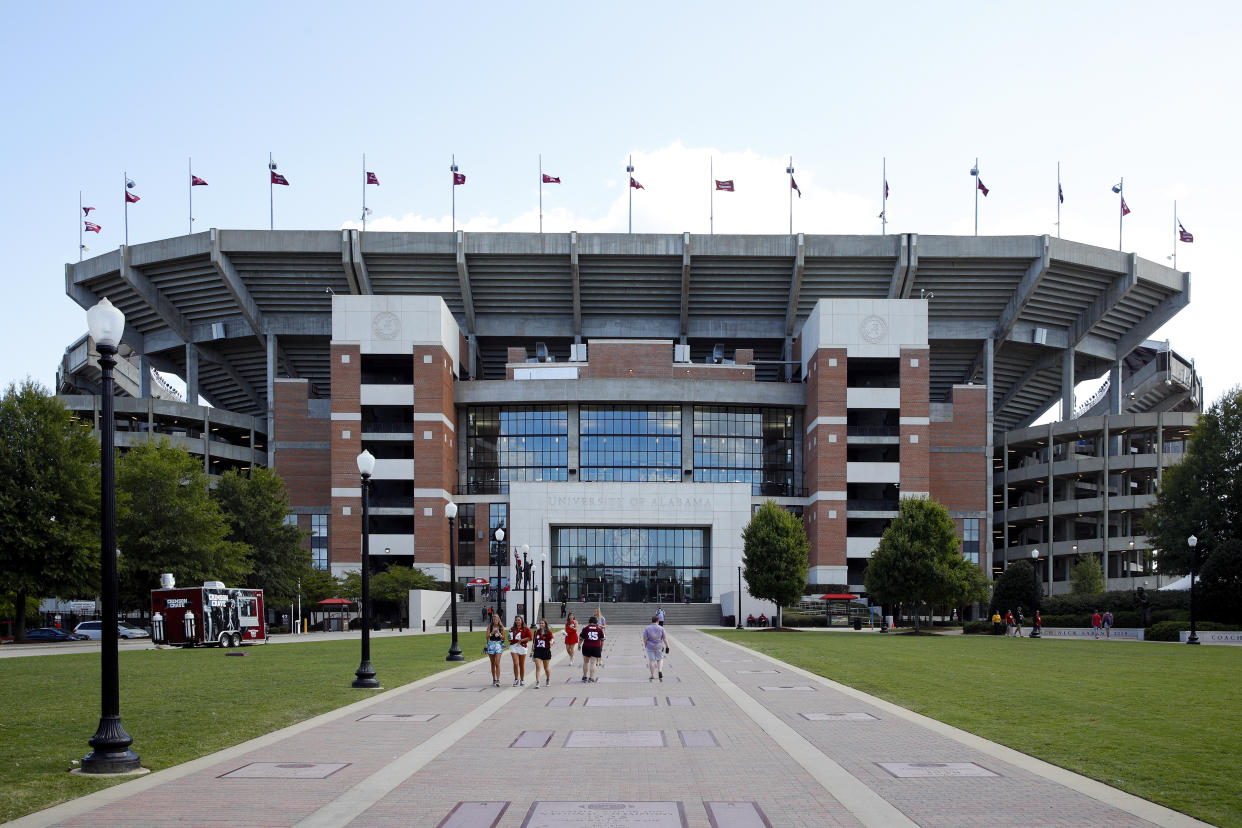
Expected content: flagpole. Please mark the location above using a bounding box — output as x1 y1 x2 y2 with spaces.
1118 176 1124 251
79 191 83 262
123 170 129 246
972 157 979 237
882 157 888 236
626 156 634 234
362 153 367 232
269 153 275 231
710 157 714 235
189 158 194 235
786 156 794 235
451 155 458 233
1173 200 1178 271
539 154 543 234
1056 162 1061 239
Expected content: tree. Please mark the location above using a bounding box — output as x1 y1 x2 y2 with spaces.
1145 386 1242 624
990 559 1040 618
1069 556 1105 595
0 381 100 640
115 439 249 607
212 466 309 606
371 565 439 625
865 497 988 632
742 501 809 627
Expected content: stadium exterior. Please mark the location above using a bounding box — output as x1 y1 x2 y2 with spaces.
60 229 1201 611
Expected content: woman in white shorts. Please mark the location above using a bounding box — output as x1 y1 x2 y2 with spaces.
509 615 532 686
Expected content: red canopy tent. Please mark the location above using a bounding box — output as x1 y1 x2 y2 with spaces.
315 597 356 632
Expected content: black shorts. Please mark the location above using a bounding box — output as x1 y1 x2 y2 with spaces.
582 645 602 659
533 646 552 661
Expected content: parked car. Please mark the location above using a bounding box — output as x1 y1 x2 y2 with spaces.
24 627 89 642
73 621 151 640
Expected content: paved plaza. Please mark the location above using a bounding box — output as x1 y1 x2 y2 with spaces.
12 626 1206 828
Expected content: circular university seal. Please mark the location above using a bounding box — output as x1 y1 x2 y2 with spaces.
860 314 888 344
372 311 401 341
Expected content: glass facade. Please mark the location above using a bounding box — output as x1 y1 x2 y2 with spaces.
551 526 710 602
693 407 796 496
466 406 568 493
311 513 328 570
962 519 979 566
455 503 476 567
580 405 681 482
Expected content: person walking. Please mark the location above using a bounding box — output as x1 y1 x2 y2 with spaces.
563 612 579 666
1005 610 1015 636
594 606 607 669
991 610 1002 635
642 614 668 682
1103 610 1114 639
509 615 532 686
656 606 665 627
484 615 507 687
1015 608 1024 638
560 600 567 619
1033 610 1043 638
1091 610 1102 639
580 615 605 683
531 618 554 689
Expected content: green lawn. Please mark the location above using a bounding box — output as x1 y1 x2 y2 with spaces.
706 629 1242 828
0 633 484 823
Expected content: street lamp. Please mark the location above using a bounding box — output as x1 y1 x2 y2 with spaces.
352 450 380 688
540 552 547 617
1029 549 1041 638
82 301 141 773
445 502 462 661
494 527 505 623
736 566 744 630
1187 535 1200 645
521 543 530 621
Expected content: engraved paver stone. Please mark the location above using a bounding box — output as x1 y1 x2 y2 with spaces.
703 801 773 827
735 670 779 674
358 713 438 722
547 696 577 707
523 801 686 827
429 686 488 692
564 730 667 748
434 801 510 828
585 696 658 707
666 696 695 707
799 712 877 721
878 762 999 778
511 730 554 748
758 685 815 692
678 730 719 748
220 762 347 779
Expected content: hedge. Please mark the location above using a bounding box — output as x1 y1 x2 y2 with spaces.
1146 620 1235 641
1041 589 1187 616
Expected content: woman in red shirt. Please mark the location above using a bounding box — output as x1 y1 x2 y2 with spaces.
531 618 554 688
509 615 532 686
563 612 579 665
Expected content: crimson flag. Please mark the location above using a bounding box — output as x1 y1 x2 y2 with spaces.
630 176 644 190
1058 183 1064 204
542 173 560 183
84 221 101 233
715 179 734 191
271 171 289 185
125 190 140 203
191 175 208 186
976 178 989 197
366 172 379 185
83 206 95 216
885 180 889 199
1121 198 1130 216
453 172 466 185
791 177 801 197
1179 223 1193 243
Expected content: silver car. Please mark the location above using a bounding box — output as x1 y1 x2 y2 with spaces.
73 621 151 640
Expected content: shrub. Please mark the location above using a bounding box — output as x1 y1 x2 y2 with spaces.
1042 589 1187 617
962 620 993 635
1146 620 1235 642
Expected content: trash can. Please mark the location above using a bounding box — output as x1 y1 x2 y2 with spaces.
852 617 862 631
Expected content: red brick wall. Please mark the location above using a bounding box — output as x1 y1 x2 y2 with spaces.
802 348 847 568
930 385 988 512
330 344 362 566
900 348 930 494
413 346 456 564
273 380 330 512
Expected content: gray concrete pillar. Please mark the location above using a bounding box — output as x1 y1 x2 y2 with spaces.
266 334 277 467
985 337 996 577
139 355 151 398
1061 350 1075 421
681 405 694 478
567 404 580 479
185 343 200 404
1109 360 1123 415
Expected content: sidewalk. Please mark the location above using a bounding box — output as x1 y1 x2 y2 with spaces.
11 626 1206 828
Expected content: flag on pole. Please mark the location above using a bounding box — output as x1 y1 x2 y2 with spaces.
715 179 735 191
791 177 801 197
125 190 140 203
976 178 989 197
1121 198 1131 216
1179 223 1194 243
453 172 466 185
83 206 95 215
542 173 561 183
191 175 208 186
84 221 101 233
366 172 379 185
1058 183 1064 203
630 176 644 190
271 171 289 185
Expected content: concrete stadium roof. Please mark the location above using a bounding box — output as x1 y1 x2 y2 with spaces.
65 229 1190 430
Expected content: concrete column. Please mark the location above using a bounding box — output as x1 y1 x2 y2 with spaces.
139 355 151 398
1109 360 1123 415
1047 421 1055 594
567 404 580 479
985 338 995 577
681 405 694 478
1061 350 1075 421
1000 429 1009 577
185 343 200 405
266 334 277 467
202 407 211 473
1101 415 1111 582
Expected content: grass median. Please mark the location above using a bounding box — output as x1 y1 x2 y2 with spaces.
0 632 485 823
706 628 1242 828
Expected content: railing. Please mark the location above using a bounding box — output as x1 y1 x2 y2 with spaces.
459 481 510 495
1074 376 1110 418
846 499 899 512
846 426 899 437
754 483 808 498
361 422 415 434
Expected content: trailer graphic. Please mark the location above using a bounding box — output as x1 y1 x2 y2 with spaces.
151 581 266 647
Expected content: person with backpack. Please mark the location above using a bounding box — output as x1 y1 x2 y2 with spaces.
1103 610 1114 639
642 614 668 682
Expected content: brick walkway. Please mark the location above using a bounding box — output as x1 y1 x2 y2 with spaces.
12 627 1207 828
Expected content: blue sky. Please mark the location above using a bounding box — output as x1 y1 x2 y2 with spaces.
3 1 1240 406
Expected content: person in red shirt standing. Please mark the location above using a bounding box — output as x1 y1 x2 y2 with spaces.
563 612 579 666
509 615 532 686
1091 611 1102 639
531 619 554 689
579 616 605 683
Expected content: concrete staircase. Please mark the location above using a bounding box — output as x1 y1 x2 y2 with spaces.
541 602 722 626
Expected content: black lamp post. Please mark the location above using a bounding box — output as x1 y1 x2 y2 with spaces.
521 543 530 622
494 527 505 623
352 450 380 688
1029 549 1041 638
1187 534 1200 645
736 566 744 629
540 552 547 615
445 502 463 661
82 297 141 774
